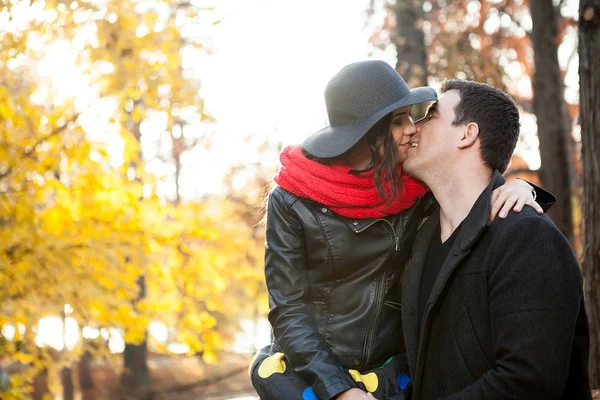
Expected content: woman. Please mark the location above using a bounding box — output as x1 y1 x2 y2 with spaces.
250 60 548 400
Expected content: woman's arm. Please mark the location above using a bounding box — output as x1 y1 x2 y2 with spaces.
489 179 555 221
265 188 357 400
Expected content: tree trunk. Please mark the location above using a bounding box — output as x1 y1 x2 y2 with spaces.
529 0 575 243
78 349 94 392
120 276 152 399
120 342 152 399
60 311 74 400
393 0 427 88
61 367 74 400
393 0 428 117
579 0 600 388
120 113 152 398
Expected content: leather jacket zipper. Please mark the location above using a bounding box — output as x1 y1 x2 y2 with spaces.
382 218 401 252
361 217 403 366
362 269 387 366
354 218 401 252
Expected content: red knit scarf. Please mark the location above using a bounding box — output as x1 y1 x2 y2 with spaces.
273 146 429 218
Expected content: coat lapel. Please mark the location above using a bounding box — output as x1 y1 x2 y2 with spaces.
403 171 507 382
401 211 439 373
424 172 506 312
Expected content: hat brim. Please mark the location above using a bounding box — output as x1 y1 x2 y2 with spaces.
303 86 437 159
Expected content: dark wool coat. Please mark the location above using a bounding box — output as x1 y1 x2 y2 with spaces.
401 171 591 400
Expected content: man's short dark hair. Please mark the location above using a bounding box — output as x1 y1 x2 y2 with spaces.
441 79 520 173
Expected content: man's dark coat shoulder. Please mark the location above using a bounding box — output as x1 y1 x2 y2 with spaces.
401 171 591 400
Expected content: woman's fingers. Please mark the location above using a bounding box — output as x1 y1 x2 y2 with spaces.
490 180 538 221
512 196 526 213
497 195 518 219
526 199 544 214
489 188 504 221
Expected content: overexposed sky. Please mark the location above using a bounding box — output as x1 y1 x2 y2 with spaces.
191 0 577 195
203 0 372 146
22 0 374 198
34 0 583 197
176 0 374 197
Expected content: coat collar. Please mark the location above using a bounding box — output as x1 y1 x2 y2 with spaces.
401 170 505 381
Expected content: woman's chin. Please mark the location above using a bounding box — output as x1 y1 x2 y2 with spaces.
396 151 408 164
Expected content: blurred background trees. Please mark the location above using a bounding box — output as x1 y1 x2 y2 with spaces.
1 1 269 398
1 0 599 398
367 0 580 238
579 0 600 389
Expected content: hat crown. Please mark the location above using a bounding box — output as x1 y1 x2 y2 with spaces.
325 60 411 127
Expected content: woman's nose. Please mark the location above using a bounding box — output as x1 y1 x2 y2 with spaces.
404 123 417 136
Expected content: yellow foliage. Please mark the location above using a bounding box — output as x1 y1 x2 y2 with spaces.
0 1 266 396
202 350 218 365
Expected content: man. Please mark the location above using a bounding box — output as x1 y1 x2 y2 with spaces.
401 80 591 400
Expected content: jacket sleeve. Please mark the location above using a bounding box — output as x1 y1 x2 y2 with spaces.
441 215 585 400
264 188 357 400
516 178 555 213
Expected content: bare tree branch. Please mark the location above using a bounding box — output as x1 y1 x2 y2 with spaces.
501 7 532 36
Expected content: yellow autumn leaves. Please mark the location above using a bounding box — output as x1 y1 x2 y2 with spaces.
1 0 268 397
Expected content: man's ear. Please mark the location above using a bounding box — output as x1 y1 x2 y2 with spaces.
457 122 479 149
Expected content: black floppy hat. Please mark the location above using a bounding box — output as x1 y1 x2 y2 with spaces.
303 60 437 158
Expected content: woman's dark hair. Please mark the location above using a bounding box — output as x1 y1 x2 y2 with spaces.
303 113 400 206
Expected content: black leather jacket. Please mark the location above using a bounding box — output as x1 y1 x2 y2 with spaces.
264 186 434 400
